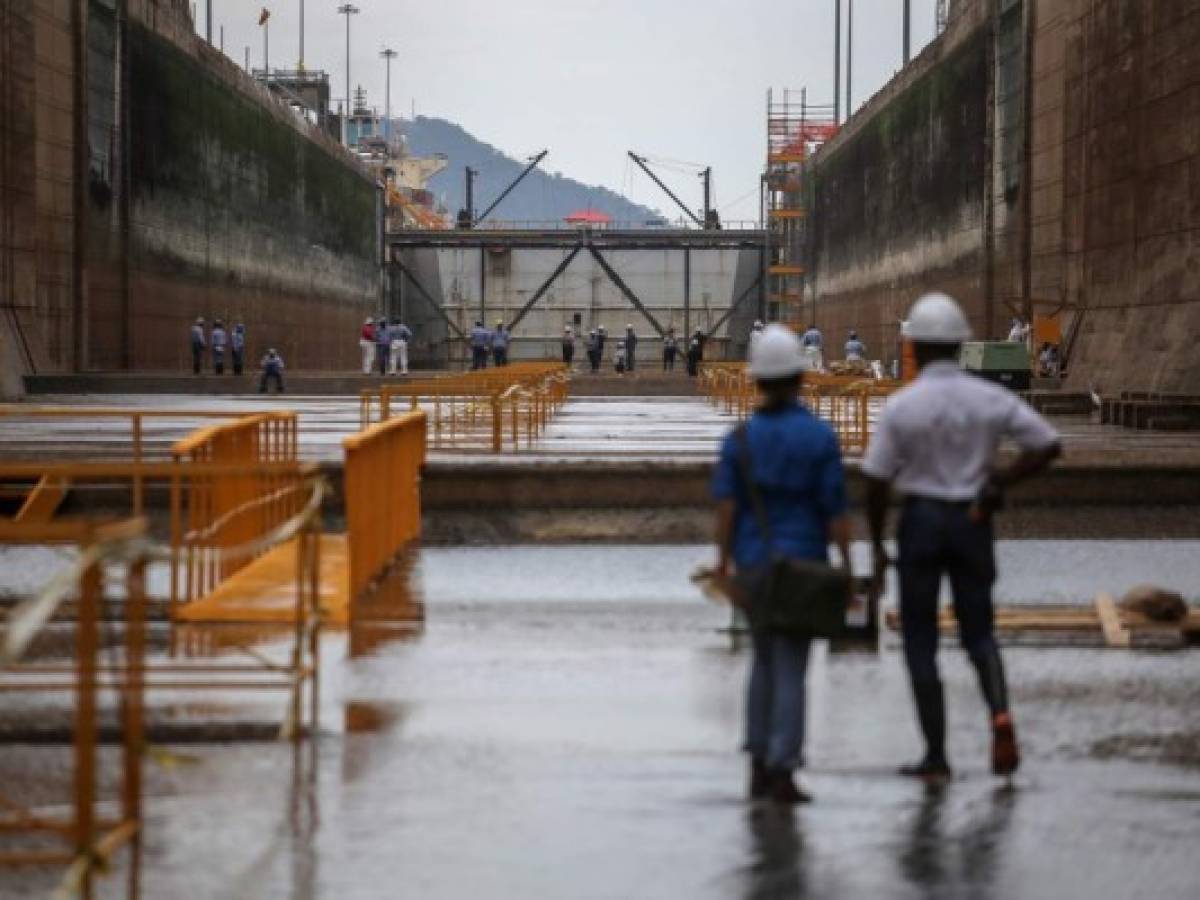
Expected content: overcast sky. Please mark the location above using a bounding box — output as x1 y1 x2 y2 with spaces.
204 1 942 221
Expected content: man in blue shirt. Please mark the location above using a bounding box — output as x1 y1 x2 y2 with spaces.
492 321 510 367
190 318 206 375
210 320 228 374
712 324 851 804
375 318 391 376
470 320 491 370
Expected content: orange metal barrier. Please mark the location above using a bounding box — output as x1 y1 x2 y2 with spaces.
360 363 569 452
0 406 272 516
169 413 300 608
342 411 427 603
698 362 898 455
0 517 149 898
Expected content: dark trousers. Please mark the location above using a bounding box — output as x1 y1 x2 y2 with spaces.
562 345 574 364
472 347 488 370
898 497 1009 762
192 344 204 374
493 347 507 367
213 349 225 375
232 349 244 375
377 345 390 375
259 370 284 393
626 347 636 371
663 349 676 371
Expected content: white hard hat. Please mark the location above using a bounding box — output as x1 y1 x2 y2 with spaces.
752 320 764 330
906 292 972 344
749 324 809 379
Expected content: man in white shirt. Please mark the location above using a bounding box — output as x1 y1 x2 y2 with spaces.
862 292 1061 782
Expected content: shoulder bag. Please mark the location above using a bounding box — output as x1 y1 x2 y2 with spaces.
735 424 850 638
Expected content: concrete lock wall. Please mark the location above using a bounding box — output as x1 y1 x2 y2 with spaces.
806 0 1200 394
0 0 379 388
412 245 761 365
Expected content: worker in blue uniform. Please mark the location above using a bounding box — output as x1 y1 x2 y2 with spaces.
470 320 491 370
712 324 851 804
862 292 1061 781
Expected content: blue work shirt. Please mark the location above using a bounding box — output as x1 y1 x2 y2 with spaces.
492 329 509 349
711 404 847 569
470 326 492 349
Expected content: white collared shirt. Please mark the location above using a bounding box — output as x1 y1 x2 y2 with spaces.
861 361 1059 501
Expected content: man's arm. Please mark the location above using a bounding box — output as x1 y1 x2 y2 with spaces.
715 498 736 577
973 441 1062 521
828 513 852 572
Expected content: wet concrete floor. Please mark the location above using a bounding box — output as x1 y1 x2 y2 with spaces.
3 545 1199 898
5 394 1200 464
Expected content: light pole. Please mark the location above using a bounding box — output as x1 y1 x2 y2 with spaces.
337 3 360 140
299 0 305 70
381 47 397 141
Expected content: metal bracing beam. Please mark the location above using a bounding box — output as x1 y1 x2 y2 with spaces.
628 152 704 228
507 244 584 332
704 271 763 339
586 245 667 337
390 253 467 340
476 150 549 225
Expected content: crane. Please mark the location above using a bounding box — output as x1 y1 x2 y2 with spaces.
627 152 720 230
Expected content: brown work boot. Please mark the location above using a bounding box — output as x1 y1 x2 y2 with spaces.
992 713 1020 776
766 769 812 805
749 758 769 800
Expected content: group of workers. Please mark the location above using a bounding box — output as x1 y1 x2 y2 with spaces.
715 291 1061 804
359 318 414 376
188 317 284 393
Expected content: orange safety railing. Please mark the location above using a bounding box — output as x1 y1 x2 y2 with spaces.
0 517 149 898
342 411 427 603
359 363 569 452
169 413 300 608
698 362 898 456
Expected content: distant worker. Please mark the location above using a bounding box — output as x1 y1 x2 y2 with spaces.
470 320 491 370
663 329 678 372
845 330 866 362
562 326 576 367
596 325 608 359
1006 317 1030 345
614 340 627 375
686 337 702 377
258 348 286 394
375 317 392 376
492 322 510 368
360 318 376 375
190 317 207 375
711 324 851 804
389 319 413 376
586 329 600 373
231 322 246 375
800 324 824 370
624 324 638 372
210 320 228 375
862 292 1062 782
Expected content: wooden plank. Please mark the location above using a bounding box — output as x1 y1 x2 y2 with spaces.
1094 593 1131 647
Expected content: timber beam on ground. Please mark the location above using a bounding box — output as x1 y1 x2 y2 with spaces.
387 228 767 251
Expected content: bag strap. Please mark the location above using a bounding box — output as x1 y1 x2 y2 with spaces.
734 424 778 557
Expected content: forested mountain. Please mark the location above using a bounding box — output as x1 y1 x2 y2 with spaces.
397 116 665 225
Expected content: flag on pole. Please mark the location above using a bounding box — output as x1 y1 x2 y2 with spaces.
258 8 270 26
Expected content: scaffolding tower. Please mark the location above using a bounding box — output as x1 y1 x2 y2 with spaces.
765 89 838 327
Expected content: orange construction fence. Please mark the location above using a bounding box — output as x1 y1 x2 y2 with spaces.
342 411 427 603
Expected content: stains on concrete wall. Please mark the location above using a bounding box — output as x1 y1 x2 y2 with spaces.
809 23 992 363
1 0 380 380
805 0 1200 393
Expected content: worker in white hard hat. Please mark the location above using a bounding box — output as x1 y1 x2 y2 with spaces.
359 318 376 375
711 324 852 805
844 330 866 362
190 317 207 375
862 292 1062 782
561 325 575 367
748 320 766 359
800 323 824 370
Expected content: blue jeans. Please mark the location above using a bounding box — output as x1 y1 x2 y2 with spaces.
745 630 812 770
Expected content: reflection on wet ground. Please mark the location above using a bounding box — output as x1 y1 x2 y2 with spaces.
3 544 1200 897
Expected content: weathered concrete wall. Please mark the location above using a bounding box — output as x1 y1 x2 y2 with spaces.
0 1 79 395
807 0 1200 393
0 0 380 385
808 0 994 363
